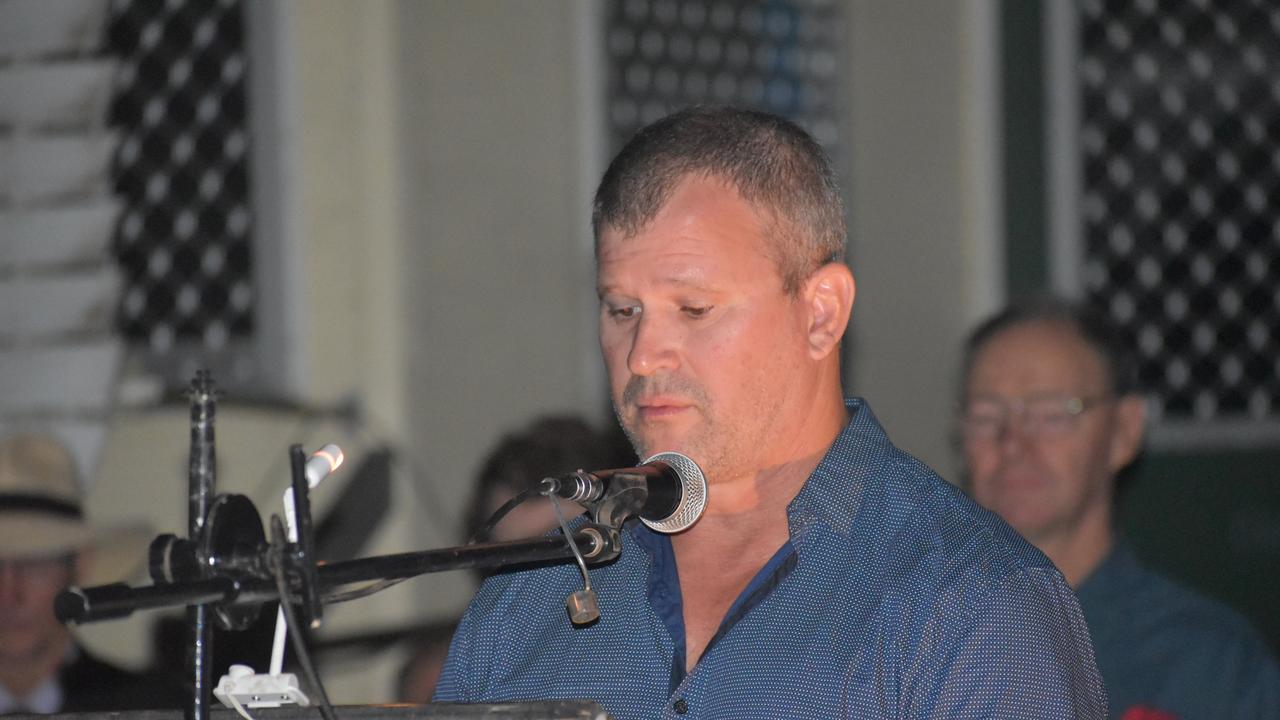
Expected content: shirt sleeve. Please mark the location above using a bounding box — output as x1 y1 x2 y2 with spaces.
902 565 1109 719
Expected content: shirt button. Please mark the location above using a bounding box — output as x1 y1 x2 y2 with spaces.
673 698 689 714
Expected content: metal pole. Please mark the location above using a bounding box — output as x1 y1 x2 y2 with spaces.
57 528 620 624
186 371 217 720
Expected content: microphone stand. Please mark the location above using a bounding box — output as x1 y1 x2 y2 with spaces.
186 372 218 720
57 528 623 624
55 373 653 719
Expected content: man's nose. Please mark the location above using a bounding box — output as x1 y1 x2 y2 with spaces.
0 562 24 606
627 315 679 376
997 411 1033 455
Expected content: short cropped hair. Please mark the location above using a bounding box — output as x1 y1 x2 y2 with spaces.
592 106 846 295
960 297 1141 398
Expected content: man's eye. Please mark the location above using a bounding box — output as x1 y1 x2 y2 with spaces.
682 305 712 318
608 305 640 319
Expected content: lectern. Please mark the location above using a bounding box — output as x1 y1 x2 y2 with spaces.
7 704 610 720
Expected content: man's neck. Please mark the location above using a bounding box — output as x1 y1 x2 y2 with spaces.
1033 511 1114 588
673 451 819 557
672 389 848 557
667 388 846 670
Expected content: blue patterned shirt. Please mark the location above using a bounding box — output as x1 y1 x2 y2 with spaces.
435 398 1107 718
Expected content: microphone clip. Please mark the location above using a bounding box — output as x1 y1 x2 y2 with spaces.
586 470 656 530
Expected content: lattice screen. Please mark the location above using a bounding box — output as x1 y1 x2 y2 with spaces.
107 0 253 361
1076 0 1280 439
604 0 844 159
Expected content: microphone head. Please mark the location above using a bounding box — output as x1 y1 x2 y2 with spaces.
638 452 707 533
304 443 344 488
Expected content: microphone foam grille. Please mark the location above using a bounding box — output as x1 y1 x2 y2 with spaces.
640 451 707 533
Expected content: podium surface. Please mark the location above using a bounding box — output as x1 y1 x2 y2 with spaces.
5 703 610 720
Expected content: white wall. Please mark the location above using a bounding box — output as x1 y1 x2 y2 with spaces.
396 0 607 546
845 0 1003 480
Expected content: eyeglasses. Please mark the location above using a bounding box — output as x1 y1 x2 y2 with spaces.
959 394 1113 441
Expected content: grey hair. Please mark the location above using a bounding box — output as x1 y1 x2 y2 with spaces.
960 296 1140 398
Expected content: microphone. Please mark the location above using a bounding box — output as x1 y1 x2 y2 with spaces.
304 444 344 488
544 452 707 534
285 444 344 544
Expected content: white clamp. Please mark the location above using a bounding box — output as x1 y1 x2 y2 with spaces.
214 664 312 709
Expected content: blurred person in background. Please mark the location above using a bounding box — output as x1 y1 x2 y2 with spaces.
397 415 630 703
461 415 632 545
957 298 1280 720
0 433 185 714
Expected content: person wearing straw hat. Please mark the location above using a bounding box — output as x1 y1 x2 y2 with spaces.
0 433 183 714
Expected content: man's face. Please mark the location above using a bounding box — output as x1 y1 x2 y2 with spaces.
596 175 813 483
0 554 74 666
961 321 1140 547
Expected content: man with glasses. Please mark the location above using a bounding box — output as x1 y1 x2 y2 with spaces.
957 298 1280 719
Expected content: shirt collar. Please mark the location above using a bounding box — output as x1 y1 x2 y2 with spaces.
0 669 64 715
0 640 78 714
1075 537 1141 600
786 397 888 541
627 397 888 553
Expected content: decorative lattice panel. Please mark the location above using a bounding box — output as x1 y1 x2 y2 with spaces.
1077 0 1280 433
605 0 844 158
107 0 253 356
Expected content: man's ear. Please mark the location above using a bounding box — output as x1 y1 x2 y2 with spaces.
803 263 855 360
1107 394 1147 472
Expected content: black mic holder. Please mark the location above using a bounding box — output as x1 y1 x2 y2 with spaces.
57 523 625 625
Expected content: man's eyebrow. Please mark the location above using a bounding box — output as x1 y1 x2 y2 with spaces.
596 280 719 303
657 272 714 291
598 269 716 297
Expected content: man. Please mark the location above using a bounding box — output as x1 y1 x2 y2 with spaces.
435 107 1106 718
0 433 184 714
958 299 1280 719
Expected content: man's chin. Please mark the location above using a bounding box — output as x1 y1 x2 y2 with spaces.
0 638 50 665
628 434 688 461
998 507 1063 544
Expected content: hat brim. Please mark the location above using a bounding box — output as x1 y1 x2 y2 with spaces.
0 513 152 586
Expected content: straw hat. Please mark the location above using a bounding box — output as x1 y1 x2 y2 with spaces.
0 432 151 586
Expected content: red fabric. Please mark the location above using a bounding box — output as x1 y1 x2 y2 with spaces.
1119 706 1178 720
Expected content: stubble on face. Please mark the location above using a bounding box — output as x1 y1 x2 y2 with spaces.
613 365 794 484
615 372 710 460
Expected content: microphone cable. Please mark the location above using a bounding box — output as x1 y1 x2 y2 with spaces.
547 486 600 625
467 486 538 544
269 514 338 720
296 484 557 607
